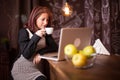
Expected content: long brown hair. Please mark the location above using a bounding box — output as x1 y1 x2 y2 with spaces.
24 6 52 32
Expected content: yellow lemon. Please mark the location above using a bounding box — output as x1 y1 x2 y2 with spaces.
83 45 96 57
64 44 78 58
72 53 87 68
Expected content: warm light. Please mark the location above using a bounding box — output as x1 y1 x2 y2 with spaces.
62 2 73 16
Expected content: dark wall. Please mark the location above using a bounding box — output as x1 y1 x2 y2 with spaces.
0 0 19 50
0 0 13 39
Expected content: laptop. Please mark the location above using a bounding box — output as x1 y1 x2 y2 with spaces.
40 27 93 61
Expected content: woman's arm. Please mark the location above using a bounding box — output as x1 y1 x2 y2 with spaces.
18 28 41 59
37 34 58 55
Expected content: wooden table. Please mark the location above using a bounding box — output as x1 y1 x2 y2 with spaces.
48 55 120 80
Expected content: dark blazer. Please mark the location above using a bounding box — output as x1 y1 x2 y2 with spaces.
18 28 58 59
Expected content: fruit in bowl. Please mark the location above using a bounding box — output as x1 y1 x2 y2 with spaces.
64 44 78 58
82 45 96 58
72 53 87 68
64 44 96 69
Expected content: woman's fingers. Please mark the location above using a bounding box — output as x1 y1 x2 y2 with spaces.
33 54 41 64
35 29 46 37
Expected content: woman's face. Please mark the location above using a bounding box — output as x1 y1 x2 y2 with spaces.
36 13 49 29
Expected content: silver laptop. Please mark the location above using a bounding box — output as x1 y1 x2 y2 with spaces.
40 27 93 61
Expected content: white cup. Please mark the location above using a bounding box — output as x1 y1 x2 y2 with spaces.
45 27 54 35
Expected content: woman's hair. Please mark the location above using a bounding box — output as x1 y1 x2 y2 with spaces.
24 6 52 32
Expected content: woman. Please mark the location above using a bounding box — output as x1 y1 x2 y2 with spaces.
11 6 58 80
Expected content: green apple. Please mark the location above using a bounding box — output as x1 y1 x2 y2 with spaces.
72 53 87 68
64 44 78 58
83 45 96 57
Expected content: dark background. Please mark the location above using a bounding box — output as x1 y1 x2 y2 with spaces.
0 0 120 80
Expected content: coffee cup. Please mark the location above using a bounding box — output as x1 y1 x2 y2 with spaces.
45 27 54 35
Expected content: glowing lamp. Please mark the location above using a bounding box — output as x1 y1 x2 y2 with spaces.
62 2 73 16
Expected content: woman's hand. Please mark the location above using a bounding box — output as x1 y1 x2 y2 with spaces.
33 54 41 64
35 28 46 37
